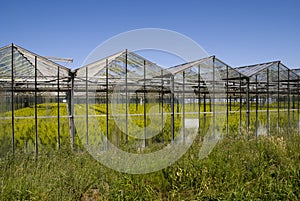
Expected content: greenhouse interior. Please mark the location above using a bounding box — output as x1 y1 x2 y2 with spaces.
0 44 299 155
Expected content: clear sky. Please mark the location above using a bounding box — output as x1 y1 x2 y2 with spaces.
1 0 300 69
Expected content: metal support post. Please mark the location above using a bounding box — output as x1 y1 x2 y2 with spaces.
255 75 258 137
106 59 109 149
171 75 175 141
57 65 60 149
125 50 128 143
143 60 147 147
34 56 38 157
246 77 250 133
11 44 15 154
85 67 89 145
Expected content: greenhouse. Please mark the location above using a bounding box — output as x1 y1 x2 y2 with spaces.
0 44 299 155
236 61 300 136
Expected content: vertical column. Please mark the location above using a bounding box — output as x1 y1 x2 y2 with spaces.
161 70 164 141
246 77 250 133
267 68 270 135
198 65 201 131
57 66 60 149
298 79 300 134
292 94 295 124
125 50 128 143
11 44 15 154
255 75 258 137
287 69 290 133
226 65 229 137
69 72 75 149
106 59 109 149
143 60 147 147
85 67 89 145
212 57 215 136
203 95 206 115
34 56 38 157
277 63 280 134
182 71 185 142
239 75 242 134
171 75 175 141
232 82 236 112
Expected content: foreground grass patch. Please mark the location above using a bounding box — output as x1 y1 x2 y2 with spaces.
0 135 299 200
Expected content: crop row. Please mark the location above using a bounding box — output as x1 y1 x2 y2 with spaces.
0 102 298 154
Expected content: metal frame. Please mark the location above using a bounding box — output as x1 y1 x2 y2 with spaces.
1 44 300 156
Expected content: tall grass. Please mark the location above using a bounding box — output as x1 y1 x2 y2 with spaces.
0 134 299 200
0 103 299 200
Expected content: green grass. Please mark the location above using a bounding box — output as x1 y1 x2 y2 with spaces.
0 134 299 200
0 102 300 200
0 102 298 153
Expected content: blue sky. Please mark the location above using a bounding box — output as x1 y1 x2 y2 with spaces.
1 0 300 69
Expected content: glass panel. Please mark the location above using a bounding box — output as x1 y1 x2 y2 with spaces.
0 46 12 155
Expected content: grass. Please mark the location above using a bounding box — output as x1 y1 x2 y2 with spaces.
0 103 300 200
0 102 296 153
0 134 299 200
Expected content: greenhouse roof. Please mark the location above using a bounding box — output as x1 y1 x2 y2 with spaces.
0 44 70 81
1 44 299 87
166 56 244 80
291 68 300 76
167 56 213 75
236 61 299 82
75 50 163 80
235 61 280 77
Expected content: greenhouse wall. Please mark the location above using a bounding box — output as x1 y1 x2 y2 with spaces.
0 44 299 156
